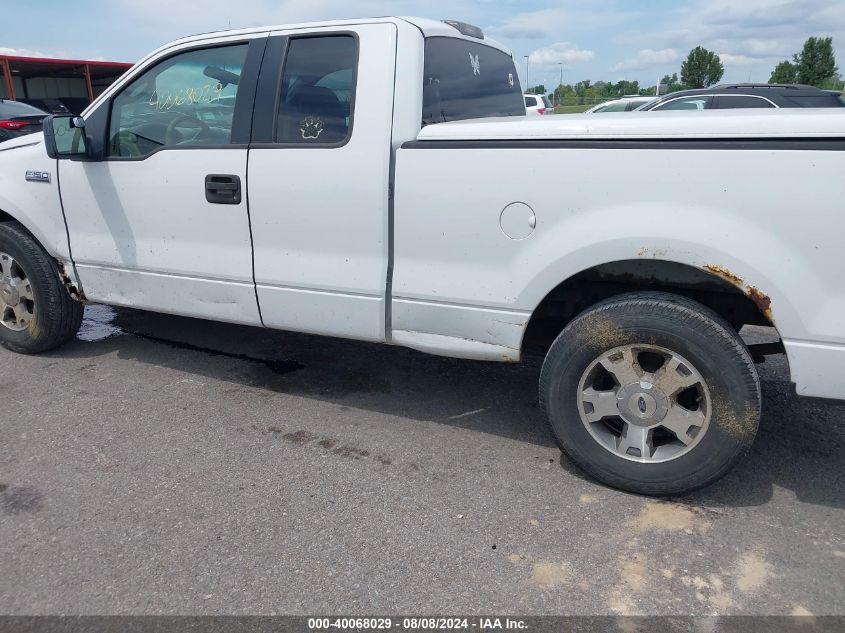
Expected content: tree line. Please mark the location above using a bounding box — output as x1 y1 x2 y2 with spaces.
532 36 842 106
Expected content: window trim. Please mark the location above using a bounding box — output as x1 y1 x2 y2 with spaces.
250 31 360 150
99 39 262 162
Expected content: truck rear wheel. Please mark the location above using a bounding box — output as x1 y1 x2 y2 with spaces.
0 222 83 354
539 291 760 496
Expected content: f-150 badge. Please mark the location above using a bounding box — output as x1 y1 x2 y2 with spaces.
25 171 50 183
301 116 324 140
469 54 480 76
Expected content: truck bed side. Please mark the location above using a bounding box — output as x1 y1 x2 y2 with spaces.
392 113 845 398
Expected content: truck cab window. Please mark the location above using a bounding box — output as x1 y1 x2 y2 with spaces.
422 37 525 125
108 44 249 158
275 36 358 145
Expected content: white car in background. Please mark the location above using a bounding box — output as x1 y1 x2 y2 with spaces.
586 96 655 113
524 93 553 116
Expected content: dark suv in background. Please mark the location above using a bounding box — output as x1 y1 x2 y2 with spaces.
0 100 49 141
639 83 845 111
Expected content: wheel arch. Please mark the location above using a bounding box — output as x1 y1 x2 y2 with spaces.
0 207 44 247
521 258 786 361
0 198 69 262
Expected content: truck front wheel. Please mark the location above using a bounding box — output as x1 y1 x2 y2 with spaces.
0 222 83 354
540 291 760 496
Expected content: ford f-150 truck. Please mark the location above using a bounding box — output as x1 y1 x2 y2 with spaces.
0 17 843 495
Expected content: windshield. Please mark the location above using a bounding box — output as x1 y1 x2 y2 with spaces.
422 37 525 125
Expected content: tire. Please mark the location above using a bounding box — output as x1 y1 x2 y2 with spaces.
540 291 760 496
0 221 83 354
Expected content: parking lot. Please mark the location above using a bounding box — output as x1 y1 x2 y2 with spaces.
1 305 843 615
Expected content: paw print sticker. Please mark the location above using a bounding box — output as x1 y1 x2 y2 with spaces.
300 116 325 140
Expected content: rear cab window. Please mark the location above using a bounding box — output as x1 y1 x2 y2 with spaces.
422 37 525 125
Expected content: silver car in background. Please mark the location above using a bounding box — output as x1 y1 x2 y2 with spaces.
585 96 656 112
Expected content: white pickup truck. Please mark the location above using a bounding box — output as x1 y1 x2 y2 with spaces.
0 17 843 495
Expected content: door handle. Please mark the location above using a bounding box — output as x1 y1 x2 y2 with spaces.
205 174 242 205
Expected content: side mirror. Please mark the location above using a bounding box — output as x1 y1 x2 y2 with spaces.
43 115 90 160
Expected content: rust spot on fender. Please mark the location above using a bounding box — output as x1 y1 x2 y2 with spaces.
704 264 774 324
747 286 773 322
704 264 744 287
58 263 87 303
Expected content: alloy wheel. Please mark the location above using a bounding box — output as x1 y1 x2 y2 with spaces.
0 251 35 332
576 344 711 463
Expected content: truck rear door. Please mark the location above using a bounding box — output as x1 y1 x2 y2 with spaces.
247 23 397 342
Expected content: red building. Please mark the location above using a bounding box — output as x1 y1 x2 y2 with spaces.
0 55 133 113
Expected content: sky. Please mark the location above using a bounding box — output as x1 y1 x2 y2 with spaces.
3 0 844 90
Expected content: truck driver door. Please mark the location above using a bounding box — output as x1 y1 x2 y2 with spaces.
58 35 267 325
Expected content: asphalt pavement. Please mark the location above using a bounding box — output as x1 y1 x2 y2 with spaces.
0 306 843 615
